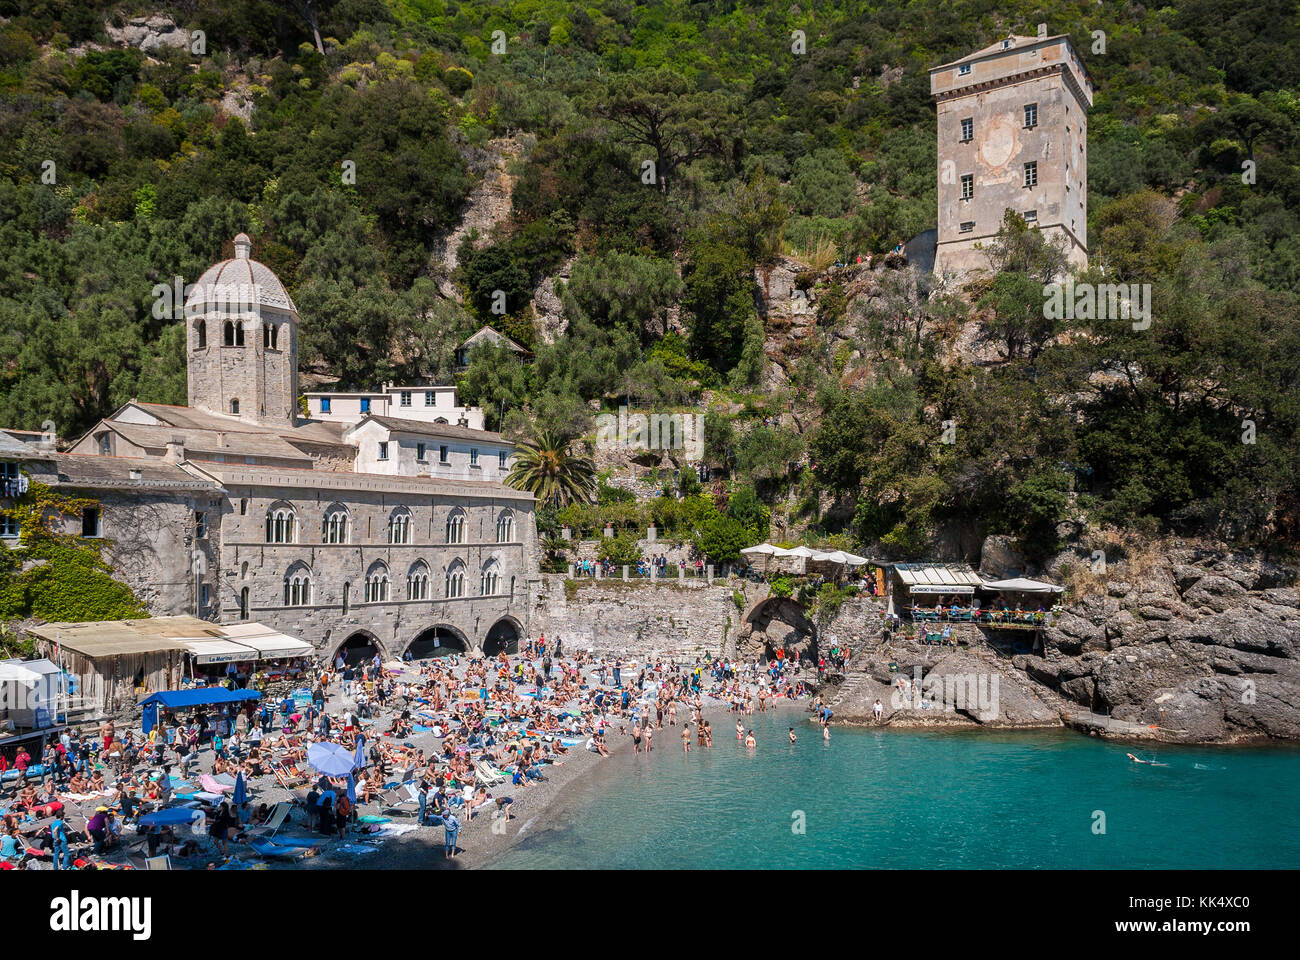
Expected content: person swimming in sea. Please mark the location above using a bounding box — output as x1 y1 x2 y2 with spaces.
1127 753 1167 766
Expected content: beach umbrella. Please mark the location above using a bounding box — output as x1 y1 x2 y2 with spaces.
232 771 247 806
352 734 367 772
784 545 816 575
741 543 789 577
307 742 356 777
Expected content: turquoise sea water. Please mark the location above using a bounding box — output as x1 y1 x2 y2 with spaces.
496 712 1300 869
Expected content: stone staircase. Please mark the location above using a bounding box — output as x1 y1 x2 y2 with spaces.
830 672 871 707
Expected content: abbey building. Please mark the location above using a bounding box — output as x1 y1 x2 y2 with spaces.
2 234 537 661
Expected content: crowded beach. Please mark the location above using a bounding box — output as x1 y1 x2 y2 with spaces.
1 637 819 870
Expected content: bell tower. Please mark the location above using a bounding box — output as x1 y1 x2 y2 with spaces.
185 233 300 427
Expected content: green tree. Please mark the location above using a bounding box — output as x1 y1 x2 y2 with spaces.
506 429 597 507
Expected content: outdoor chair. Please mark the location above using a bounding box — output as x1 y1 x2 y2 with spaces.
376 783 421 817
245 801 292 840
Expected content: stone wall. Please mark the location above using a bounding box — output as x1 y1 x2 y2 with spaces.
528 575 886 662
529 574 738 659
84 488 219 618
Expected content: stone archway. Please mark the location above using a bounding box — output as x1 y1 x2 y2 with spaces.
483 617 522 656
737 595 818 661
331 630 387 666
406 625 471 659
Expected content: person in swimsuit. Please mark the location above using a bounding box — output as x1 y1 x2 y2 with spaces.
681 726 691 752
744 730 756 749
633 725 642 754
735 719 744 741
788 727 797 744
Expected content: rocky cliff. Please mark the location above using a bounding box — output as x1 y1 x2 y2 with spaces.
824 545 1300 743
1022 546 1300 742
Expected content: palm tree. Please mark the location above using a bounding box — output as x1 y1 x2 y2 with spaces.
506 430 596 507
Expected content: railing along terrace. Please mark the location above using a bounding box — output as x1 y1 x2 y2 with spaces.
903 605 1056 629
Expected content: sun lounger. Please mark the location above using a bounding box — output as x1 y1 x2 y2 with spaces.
245 801 292 840
474 761 507 786
376 783 421 817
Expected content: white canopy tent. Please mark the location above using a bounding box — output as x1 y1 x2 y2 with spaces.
982 577 1064 595
741 543 793 576
0 658 63 729
811 550 869 565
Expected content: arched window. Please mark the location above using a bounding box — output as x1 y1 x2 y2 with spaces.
342 582 351 615
407 561 430 600
230 398 240 415
496 510 515 543
510 575 516 598
263 323 278 350
282 563 312 606
480 559 501 596
445 508 465 545
239 587 249 620
388 508 411 545
321 504 349 544
195 320 207 349
223 320 245 347
365 561 390 603
265 502 296 543
445 561 466 599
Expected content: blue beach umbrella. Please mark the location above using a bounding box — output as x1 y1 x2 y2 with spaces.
307 742 356 777
232 771 247 806
352 735 367 772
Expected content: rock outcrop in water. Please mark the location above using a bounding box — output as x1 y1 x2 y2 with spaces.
1022 547 1300 743
822 545 1300 743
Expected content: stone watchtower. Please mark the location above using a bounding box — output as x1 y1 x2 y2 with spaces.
930 25 1093 278
184 233 300 427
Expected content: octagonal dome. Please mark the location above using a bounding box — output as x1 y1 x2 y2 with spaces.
185 233 297 314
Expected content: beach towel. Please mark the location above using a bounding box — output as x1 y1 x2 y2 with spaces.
373 823 419 838
199 774 233 794
247 838 315 859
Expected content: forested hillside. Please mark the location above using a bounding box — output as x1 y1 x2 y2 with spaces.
1 0 1298 560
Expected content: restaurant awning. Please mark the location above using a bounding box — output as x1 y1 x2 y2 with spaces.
219 624 315 659
893 562 984 595
178 638 256 665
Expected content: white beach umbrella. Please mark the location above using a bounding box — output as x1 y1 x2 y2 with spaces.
741 542 790 576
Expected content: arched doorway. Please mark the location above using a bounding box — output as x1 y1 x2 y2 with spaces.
335 631 383 666
407 625 469 659
739 596 818 662
483 618 521 656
